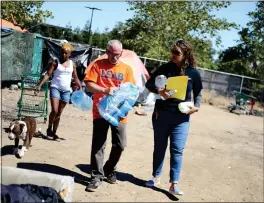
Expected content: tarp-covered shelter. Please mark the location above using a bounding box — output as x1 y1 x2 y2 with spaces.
1 28 37 81
1 28 91 81
1 26 150 102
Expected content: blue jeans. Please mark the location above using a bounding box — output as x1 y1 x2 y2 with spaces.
152 110 190 183
50 87 71 103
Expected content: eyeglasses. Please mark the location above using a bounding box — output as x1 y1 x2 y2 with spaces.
171 50 183 56
107 50 122 57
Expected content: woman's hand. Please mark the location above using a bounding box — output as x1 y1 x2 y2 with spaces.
157 88 171 100
186 106 199 115
34 85 41 95
78 83 83 91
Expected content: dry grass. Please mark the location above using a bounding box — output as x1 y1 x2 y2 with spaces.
202 90 263 115
202 90 231 108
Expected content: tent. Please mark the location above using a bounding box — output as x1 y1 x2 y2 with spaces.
86 49 150 93
1 19 28 33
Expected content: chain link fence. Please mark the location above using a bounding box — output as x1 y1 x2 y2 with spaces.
75 47 264 102
138 56 263 102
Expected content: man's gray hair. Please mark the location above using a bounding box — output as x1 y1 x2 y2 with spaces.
107 40 123 51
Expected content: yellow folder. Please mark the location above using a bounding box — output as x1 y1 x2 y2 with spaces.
166 76 189 100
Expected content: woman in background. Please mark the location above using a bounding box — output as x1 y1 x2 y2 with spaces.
36 43 82 140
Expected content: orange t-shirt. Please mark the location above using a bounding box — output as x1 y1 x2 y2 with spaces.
84 59 136 123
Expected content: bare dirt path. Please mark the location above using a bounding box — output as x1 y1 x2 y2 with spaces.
1 88 263 202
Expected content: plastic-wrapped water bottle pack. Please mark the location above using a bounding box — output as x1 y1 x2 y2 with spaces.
97 82 139 126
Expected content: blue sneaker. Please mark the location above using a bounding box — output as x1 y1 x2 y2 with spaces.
169 185 184 195
145 177 160 187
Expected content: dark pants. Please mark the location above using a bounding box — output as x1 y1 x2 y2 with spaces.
90 119 127 180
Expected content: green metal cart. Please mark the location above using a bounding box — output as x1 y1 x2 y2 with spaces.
17 73 49 123
228 91 256 115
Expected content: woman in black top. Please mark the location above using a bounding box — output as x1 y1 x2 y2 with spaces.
145 39 203 195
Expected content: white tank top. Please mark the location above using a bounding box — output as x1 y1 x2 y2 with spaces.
51 60 73 91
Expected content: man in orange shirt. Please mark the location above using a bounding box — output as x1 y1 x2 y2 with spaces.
84 40 135 192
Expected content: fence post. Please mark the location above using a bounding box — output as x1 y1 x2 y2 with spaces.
208 72 213 90
240 76 244 93
143 57 147 66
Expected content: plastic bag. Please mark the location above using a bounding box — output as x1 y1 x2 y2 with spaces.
178 102 194 113
97 82 139 126
71 90 93 111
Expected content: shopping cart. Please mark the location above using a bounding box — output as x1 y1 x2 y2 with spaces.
17 73 49 123
228 91 256 115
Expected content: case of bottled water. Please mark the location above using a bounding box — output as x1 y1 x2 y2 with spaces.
97 82 139 126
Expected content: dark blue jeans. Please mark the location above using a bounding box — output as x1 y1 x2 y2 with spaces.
152 110 190 183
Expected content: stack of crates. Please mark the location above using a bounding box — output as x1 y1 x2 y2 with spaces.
17 73 49 123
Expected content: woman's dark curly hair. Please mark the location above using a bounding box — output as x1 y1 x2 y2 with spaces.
171 39 197 75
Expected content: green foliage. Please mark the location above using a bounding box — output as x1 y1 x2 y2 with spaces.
92 27 110 48
218 45 251 75
6 1 256 74
1 1 53 28
219 2 264 79
252 82 264 100
109 1 236 68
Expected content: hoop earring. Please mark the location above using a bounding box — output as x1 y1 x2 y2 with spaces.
180 68 185 76
184 60 189 67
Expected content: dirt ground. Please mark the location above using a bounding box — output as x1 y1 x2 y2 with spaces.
1 88 263 202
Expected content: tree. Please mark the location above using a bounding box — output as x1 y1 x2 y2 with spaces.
63 22 73 41
1 1 53 28
82 20 91 44
92 27 111 48
241 1 264 78
218 45 251 75
110 1 237 68
72 26 83 43
218 2 264 79
218 2 263 99
29 23 72 40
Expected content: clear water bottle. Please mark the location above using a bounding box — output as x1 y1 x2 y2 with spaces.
119 101 133 117
155 75 167 100
155 75 167 89
106 115 119 126
97 82 139 126
71 90 92 111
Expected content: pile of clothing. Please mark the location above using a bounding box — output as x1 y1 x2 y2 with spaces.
1 184 65 203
